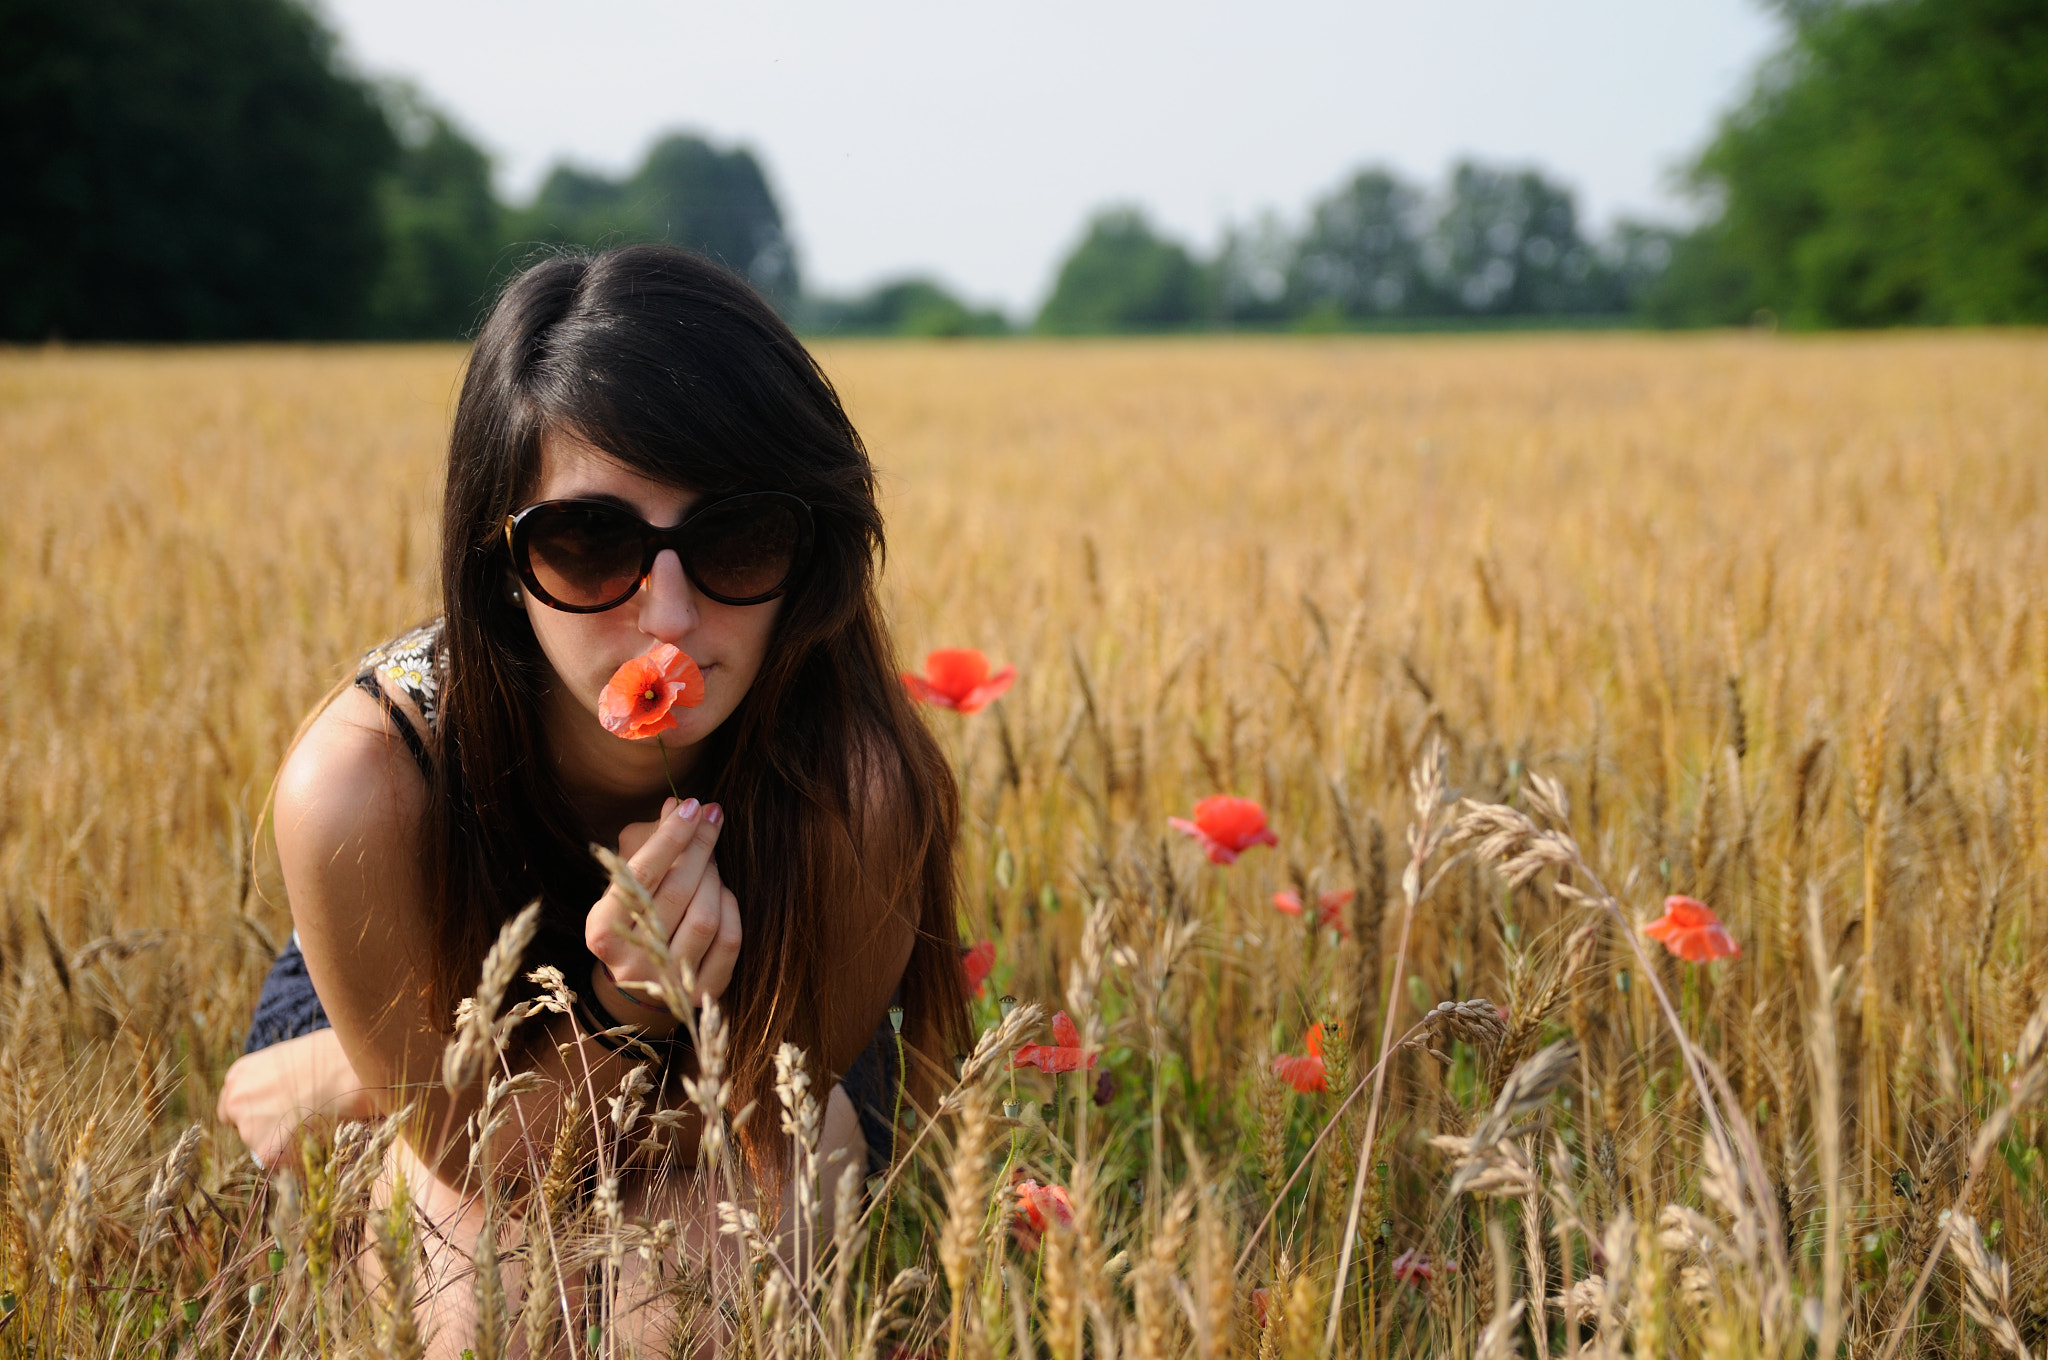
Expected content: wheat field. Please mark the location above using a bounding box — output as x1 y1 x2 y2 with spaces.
2 333 2046 1357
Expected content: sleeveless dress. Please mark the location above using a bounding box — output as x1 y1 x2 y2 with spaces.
241 620 906 1172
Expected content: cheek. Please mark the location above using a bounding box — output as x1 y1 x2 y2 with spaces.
526 609 609 691
716 603 782 685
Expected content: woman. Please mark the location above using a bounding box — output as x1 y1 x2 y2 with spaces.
217 244 968 1347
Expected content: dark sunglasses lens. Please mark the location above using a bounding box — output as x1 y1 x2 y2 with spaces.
523 504 645 607
684 497 801 602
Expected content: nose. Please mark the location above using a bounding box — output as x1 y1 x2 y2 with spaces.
636 548 699 643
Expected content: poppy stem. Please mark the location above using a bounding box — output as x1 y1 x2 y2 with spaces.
657 738 681 803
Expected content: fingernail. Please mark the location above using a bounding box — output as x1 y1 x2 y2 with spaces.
676 798 700 820
704 803 723 826
662 796 678 818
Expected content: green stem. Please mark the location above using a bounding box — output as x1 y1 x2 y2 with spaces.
657 739 681 802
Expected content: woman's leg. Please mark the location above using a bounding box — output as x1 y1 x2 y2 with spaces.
366 1083 863 1359
612 1082 866 1356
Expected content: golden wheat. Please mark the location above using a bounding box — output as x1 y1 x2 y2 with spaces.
2 333 2046 1355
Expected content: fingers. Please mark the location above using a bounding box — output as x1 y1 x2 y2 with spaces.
616 801 672 860
678 879 743 1004
588 799 726 983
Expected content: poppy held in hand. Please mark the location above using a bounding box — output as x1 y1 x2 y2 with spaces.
1273 888 1355 936
1272 1023 1329 1093
1170 795 1279 866
1641 894 1740 963
961 940 996 997
1012 1011 1097 1073
598 644 705 739
1009 1178 1075 1250
902 648 1016 714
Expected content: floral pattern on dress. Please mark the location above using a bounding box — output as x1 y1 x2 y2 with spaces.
360 620 444 731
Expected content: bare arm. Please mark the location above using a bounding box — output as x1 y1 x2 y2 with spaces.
269 685 639 1185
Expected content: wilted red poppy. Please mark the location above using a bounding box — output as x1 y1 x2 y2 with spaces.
1391 1248 1453 1289
1641 894 1740 963
598 644 705 739
1250 1287 1271 1328
961 940 996 996
902 648 1016 714
1012 1011 1098 1073
1169 795 1279 866
1272 1023 1329 1093
1273 888 1355 936
1009 1178 1075 1250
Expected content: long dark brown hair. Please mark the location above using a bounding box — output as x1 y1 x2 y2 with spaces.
426 244 966 1127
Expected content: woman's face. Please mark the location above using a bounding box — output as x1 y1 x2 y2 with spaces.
517 426 782 762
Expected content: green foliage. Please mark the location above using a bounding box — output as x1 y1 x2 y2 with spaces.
0 0 397 340
1035 207 1209 334
1656 0 2048 326
1282 170 1426 319
1427 163 1625 315
1078 167 1646 335
511 133 800 313
807 278 1009 337
365 87 505 339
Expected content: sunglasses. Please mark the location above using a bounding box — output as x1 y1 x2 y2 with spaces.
504 492 814 612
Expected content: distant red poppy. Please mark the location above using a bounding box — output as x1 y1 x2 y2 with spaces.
1250 1287 1271 1328
1010 1178 1075 1250
598 644 705 740
1391 1248 1453 1289
961 940 996 997
1272 1023 1329 1093
1641 894 1740 963
902 648 1016 714
1273 888 1355 936
1012 1011 1098 1073
1169 795 1278 866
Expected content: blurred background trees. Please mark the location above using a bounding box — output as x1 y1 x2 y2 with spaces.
3 0 2042 338
2 0 396 339
1648 0 2048 326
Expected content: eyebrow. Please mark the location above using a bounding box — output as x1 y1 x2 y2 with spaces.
546 490 701 524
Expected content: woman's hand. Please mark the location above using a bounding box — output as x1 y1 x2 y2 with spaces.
586 796 742 1023
216 1027 376 1168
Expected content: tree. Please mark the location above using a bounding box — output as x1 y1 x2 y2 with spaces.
516 133 800 313
0 0 397 339
1285 169 1427 319
1658 0 2048 326
366 87 504 339
806 278 1008 337
1035 207 1207 333
1424 162 1613 315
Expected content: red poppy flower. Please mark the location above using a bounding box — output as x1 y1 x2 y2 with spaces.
1169 795 1279 866
1641 894 1740 963
1391 1248 1453 1289
1272 1023 1329 1093
961 940 996 997
1273 888 1355 936
1250 1287 1271 1328
1012 1011 1098 1073
902 648 1016 714
598 644 705 739
1009 1178 1075 1250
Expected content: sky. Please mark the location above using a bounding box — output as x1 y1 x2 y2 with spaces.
317 0 1784 316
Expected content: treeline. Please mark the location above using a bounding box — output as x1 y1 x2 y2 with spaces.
3 0 2043 340
1029 167 1673 334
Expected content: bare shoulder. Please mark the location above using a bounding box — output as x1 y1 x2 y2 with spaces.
271 681 430 921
